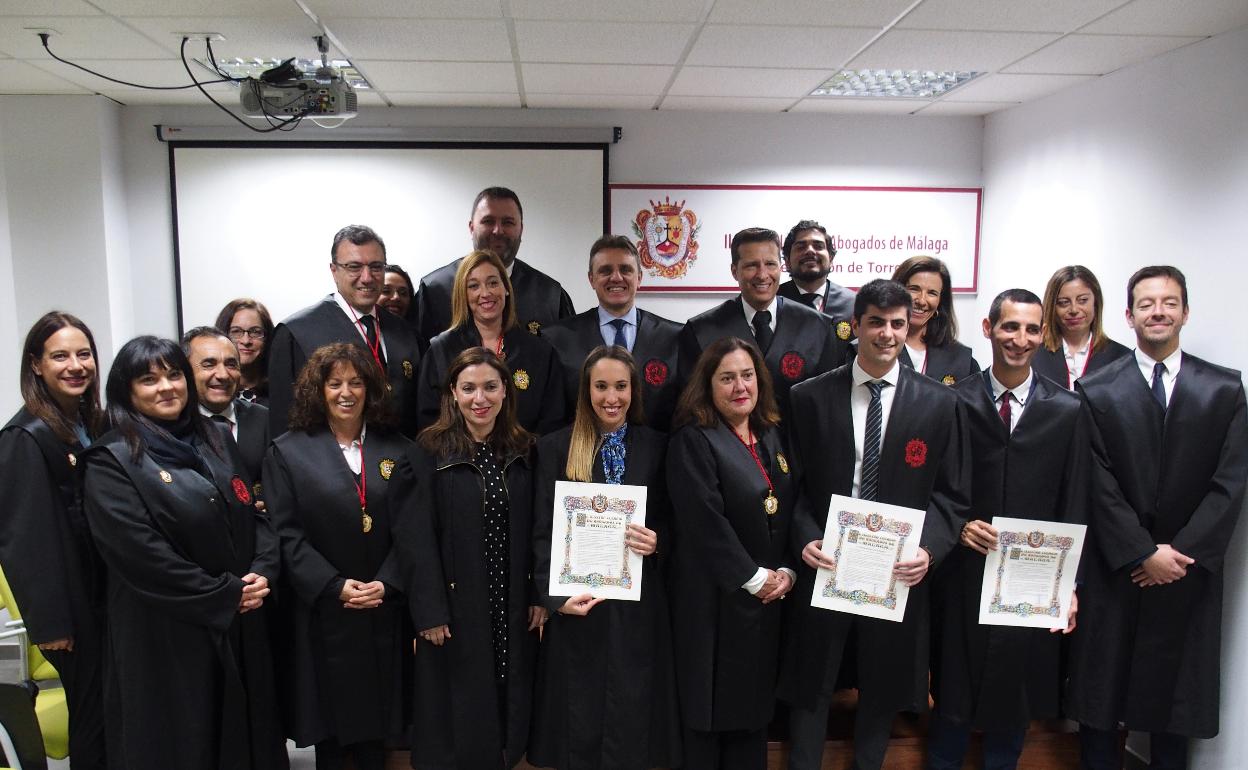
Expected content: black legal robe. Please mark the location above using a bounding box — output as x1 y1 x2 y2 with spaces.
1031 337 1131 390
777 278 857 339
262 426 410 747
899 340 979 386
529 425 682 770
81 431 287 770
777 364 969 713
930 371 1090 732
268 295 422 437
665 422 794 732
233 398 270 491
416 324 566 435
392 443 539 770
677 296 847 424
540 308 684 432
1067 353 1248 738
413 257 576 344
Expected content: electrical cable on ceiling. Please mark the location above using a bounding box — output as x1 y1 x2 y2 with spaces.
39 33 238 89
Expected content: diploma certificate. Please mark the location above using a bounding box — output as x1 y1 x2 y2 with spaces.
810 495 926 622
977 517 1087 629
548 480 647 601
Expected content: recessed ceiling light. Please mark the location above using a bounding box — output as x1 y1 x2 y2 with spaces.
810 69 982 99
198 57 372 90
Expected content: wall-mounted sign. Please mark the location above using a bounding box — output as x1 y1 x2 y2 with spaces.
610 184 982 294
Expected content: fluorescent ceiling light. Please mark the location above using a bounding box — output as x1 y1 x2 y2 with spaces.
810 69 982 99
200 57 372 90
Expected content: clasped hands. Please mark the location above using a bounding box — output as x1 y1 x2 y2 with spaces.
1131 544 1195 587
238 572 270 614
802 538 931 587
339 578 385 609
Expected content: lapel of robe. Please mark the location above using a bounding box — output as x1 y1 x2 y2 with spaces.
1010 371 1050 438
717 298 754 343
574 310 604 354
200 447 244 554
925 345 951 382
632 309 659 359
898 346 915 371
828 367 857 495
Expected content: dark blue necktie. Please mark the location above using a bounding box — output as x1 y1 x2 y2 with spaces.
752 310 773 353
1151 362 1167 410
608 318 628 350
860 381 886 501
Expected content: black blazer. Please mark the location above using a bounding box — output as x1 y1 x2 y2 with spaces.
777 279 857 340
232 399 269 493
540 307 684 432
899 340 980 386
1031 337 1132 389
268 295 422 438
413 257 576 345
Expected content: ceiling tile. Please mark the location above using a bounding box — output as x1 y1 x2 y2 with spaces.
521 63 672 94
660 95 792 112
514 20 694 64
1005 33 1202 75
789 97 924 114
0 58 89 92
302 0 503 19
917 100 1016 115
99 85 234 105
686 24 878 68
708 0 916 27
352 60 516 93
125 16 332 61
526 93 657 109
0 1 101 16
944 72 1096 101
510 0 709 23
848 29 1061 71
386 91 521 107
90 0 300 16
319 18 512 60
24 58 231 91
1 16 172 59
897 0 1126 33
1081 0 1248 36
668 66 831 98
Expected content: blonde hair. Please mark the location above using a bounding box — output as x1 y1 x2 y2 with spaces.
1041 265 1109 354
448 250 517 333
565 347 644 481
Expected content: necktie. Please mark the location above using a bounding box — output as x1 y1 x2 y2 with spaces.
860 381 885 501
752 310 774 354
1151 361 1167 410
998 392 1012 431
608 318 629 350
210 414 234 437
358 314 387 368
799 292 822 312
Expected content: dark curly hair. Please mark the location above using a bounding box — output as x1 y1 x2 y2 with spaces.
287 343 392 431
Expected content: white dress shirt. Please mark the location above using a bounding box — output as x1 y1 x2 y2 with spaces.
337 424 366 474
905 344 927 375
988 368 1034 434
850 358 901 498
798 283 827 313
1062 334 1093 384
741 297 778 336
333 291 389 359
1136 346 1182 407
597 305 638 350
199 402 238 441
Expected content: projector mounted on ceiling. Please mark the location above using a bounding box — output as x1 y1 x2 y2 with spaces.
237 36 358 127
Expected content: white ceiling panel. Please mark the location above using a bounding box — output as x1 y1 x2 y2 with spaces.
510 0 709 23
386 91 521 107
686 24 878 68
789 97 923 114
945 72 1097 101
1 16 172 59
897 0 1128 33
708 0 916 28
319 18 512 60
1082 0 1248 36
25 58 231 91
125 17 332 60
302 0 504 20
526 93 657 109
0 58 89 92
0 1 101 16
90 0 300 17
513 20 695 64
660 95 793 112
521 62 672 94
352 60 517 93
668 66 831 98
99 85 234 105
849 29 1061 71
917 100 1016 115
1005 33 1201 74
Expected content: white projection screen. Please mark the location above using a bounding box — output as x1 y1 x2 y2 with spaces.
169 142 609 332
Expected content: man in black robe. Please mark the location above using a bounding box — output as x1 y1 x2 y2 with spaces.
541 234 683 431
780 279 968 770
777 218 856 342
412 186 575 343
1068 266 1248 770
678 227 846 424
929 289 1089 768
268 225 422 437
182 327 269 491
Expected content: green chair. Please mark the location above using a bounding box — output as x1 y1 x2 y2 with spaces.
0 567 68 762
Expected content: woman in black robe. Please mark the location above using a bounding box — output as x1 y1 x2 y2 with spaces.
263 342 410 769
216 297 275 405
891 256 979 386
1034 265 1131 388
394 346 544 769
665 337 795 769
0 311 108 769
415 249 565 434
529 345 682 770
81 336 286 770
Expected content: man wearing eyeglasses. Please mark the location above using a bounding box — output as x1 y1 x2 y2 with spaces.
268 224 423 437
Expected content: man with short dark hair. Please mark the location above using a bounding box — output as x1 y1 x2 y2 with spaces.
778 219 856 342
928 289 1088 769
268 224 422 437
541 234 683 431
780 278 968 770
412 186 575 344
677 227 846 423
1068 265 1248 770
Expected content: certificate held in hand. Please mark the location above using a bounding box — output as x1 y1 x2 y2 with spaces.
548 480 647 601
810 494 926 622
978 516 1086 630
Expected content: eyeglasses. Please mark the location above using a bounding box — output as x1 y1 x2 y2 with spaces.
229 326 266 340
334 261 387 276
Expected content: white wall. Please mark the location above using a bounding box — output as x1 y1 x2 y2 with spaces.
0 115 18 416
981 26 1248 768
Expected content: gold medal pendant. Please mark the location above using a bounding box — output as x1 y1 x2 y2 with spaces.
764 493 779 515
361 507 373 533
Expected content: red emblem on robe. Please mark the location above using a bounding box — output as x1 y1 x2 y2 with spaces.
644 359 669 387
780 352 805 380
904 439 928 468
231 476 252 505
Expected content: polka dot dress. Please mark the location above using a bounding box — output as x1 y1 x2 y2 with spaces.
474 441 511 690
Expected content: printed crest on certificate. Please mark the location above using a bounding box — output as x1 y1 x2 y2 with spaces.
548 480 648 601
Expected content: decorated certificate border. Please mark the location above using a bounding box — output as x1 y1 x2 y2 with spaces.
810 495 926 622
977 517 1087 629
548 481 647 601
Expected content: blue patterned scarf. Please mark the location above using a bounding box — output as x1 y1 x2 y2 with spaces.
599 424 628 485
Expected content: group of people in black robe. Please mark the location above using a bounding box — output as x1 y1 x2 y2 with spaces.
0 187 1244 770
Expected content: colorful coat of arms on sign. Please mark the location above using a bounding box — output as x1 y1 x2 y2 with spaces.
632 197 700 279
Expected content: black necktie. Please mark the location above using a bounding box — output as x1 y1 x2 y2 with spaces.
860 381 886 501
210 414 234 436
799 292 822 312
608 318 628 350
752 310 774 354
1151 362 1167 410
358 314 387 369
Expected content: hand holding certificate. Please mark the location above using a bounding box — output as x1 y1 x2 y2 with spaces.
809 495 926 622
548 480 647 602
977 517 1086 630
